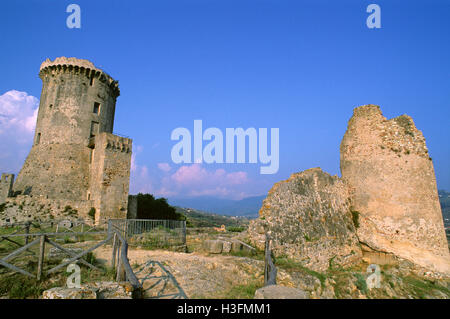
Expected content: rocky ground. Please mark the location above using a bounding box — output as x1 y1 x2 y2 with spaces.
1 228 449 299
92 231 450 299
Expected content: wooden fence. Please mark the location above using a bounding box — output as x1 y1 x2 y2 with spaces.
0 219 142 296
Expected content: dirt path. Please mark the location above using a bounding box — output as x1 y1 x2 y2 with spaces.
94 246 294 298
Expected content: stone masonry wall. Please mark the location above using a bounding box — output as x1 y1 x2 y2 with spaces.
13 144 90 200
89 132 132 223
0 174 14 205
0 195 95 226
127 195 138 219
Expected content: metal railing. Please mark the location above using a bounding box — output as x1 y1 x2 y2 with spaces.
108 219 186 249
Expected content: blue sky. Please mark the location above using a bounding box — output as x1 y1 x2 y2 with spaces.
0 0 449 199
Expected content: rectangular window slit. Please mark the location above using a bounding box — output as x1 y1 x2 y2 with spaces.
93 102 100 114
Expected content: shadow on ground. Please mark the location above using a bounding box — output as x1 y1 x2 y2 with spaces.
134 260 187 299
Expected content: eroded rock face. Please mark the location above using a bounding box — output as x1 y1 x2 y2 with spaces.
248 168 362 272
340 104 450 274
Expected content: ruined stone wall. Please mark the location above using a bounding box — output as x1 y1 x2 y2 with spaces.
0 174 14 204
248 168 362 272
13 144 90 200
127 195 138 219
0 195 95 226
340 104 450 274
89 132 132 223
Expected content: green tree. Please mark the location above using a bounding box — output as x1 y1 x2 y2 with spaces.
136 193 185 220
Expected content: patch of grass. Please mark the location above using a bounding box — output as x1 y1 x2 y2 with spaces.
0 274 66 299
0 225 22 236
82 266 116 283
222 281 263 299
132 262 140 269
403 276 450 298
15 254 114 298
304 234 311 242
355 273 368 295
63 205 72 212
328 256 336 270
274 256 327 287
226 249 264 260
351 211 360 229
84 252 96 265
88 208 96 220
63 236 76 244
0 259 68 298
226 226 245 233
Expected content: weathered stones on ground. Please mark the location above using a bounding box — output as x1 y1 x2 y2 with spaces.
42 281 133 299
203 239 223 254
89 281 134 299
222 241 232 253
341 104 450 275
0 195 91 226
254 285 309 299
42 287 97 299
90 242 450 299
203 238 256 255
248 167 362 272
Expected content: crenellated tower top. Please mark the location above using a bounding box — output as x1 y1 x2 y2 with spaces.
39 57 120 98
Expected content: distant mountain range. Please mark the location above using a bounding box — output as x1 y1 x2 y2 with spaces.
168 195 266 218
168 190 450 220
439 189 450 220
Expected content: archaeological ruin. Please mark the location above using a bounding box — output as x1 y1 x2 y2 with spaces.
249 104 450 276
0 57 132 225
340 105 450 274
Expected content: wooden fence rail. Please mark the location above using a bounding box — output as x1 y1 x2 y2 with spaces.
0 220 143 297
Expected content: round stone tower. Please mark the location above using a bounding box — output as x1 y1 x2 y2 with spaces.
13 57 121 200
34 57 120 145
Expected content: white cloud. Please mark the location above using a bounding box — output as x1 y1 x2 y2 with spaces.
0 90 39 173
157 162 172 172
0 90 38 140
130 151 253 199
166 164 249 199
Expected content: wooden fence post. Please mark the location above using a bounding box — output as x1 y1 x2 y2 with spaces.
115 238 126 282
264 233 277 286
78 223 84 242
111 233 118 269
183 221 187 245
37 235 46 280
25 222 30 245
